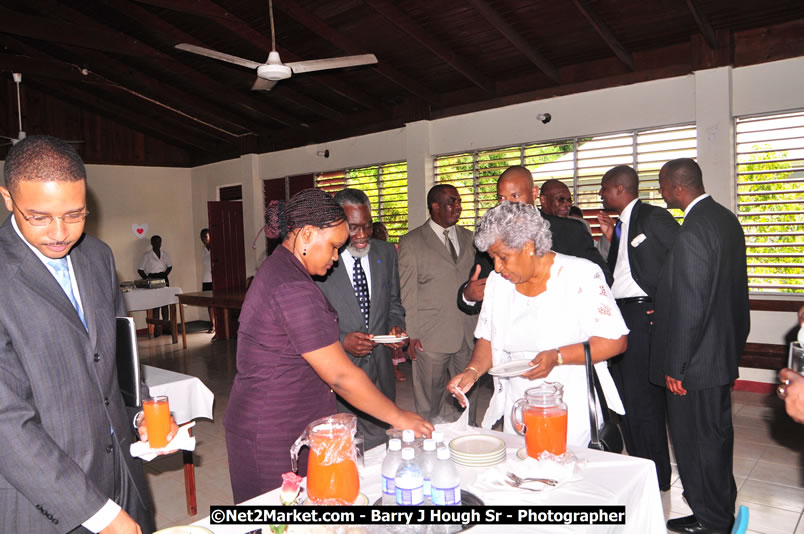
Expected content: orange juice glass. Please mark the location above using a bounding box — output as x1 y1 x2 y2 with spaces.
142 396 171 448
290 413 360 505
511 382 568 459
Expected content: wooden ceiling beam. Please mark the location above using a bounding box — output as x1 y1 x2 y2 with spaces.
0 54 92 83
0 5 158 59
273 0 439 104
685 0 717 50
362 0 495 93
26 0 307 130
466 0 560 83
140 0 384 111
570 0 634 70
107 0 347 123
0 34 240 145
26 77 222 152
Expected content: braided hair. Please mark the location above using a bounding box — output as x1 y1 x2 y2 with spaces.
264 188 346 240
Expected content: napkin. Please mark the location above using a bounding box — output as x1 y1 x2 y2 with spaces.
468 452 582 504
446 388 470 432
130 421 196 461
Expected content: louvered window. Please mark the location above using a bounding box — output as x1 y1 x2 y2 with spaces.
736 111 804 294
315 162 408 242
434 125 696 233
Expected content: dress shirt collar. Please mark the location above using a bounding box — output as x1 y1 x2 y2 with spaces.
684 193 710 218
11 214 76 269
619 198 639 229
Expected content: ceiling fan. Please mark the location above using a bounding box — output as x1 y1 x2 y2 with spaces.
175 0 377 91
1 73 84 148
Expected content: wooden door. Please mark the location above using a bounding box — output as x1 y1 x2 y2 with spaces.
208 201 246 335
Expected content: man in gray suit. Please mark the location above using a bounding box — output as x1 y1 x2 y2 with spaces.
0 136 155 533
399 184 478 422
316 189 408 449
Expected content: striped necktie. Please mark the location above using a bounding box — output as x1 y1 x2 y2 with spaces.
48 257 87 329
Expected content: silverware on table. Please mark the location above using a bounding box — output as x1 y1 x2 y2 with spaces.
506 472 558 486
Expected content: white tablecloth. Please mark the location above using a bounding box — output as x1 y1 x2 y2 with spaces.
142 365 214 424
192 424 665 533
122 287 183 312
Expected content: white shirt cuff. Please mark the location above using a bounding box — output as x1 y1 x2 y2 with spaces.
461 293 477 306
83 500 121 533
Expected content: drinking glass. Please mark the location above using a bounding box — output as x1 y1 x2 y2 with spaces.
789 342 804 376
142 396 171 448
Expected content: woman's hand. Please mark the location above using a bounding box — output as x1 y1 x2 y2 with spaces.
446 372 477 407
521 350 559 380
392 410 434 438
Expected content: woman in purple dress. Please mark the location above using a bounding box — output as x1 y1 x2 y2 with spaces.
225 189 433 503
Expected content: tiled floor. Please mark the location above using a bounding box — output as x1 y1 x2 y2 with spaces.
139 326 804 533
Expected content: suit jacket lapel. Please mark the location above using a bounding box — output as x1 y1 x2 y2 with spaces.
11 239 88 338
70 242 98 348
334 256 366 330
422 220 456 263
628 199 642 244
456 226 474 262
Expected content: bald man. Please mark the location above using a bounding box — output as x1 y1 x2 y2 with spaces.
598 165 679 492
651 159 749 534
458 165 612 315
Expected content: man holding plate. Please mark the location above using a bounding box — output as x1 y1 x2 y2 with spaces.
316 189 408 449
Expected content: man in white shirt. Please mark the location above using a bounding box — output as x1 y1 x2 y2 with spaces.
137 235 173 336
200 228 216 335
598 165 680 492
0 135 155 533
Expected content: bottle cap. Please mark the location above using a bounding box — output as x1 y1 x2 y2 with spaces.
431 430 444 443
437 447 451 460
388 438 402 451
423 439 435 451
401 447 415 460
402 429 415 442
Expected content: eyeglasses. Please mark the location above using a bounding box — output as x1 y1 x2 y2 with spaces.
8 194 90 227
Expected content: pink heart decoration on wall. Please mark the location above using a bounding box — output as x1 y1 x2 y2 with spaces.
132 223 148 239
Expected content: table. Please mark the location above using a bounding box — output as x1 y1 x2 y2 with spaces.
192 425 665 533
123 287 182 343
143 365 214 515
178 289 247 348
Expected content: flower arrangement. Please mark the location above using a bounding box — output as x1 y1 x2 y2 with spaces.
269 472 304 534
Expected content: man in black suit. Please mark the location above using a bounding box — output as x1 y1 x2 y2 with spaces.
458 165 611 314
598 165 679 492
651 158 750 534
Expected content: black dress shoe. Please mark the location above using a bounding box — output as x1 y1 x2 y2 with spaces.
667 515 730 534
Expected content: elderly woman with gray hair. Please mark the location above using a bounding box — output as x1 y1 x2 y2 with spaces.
447 201 628 446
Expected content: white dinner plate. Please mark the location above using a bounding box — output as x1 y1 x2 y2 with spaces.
488 359 537 377
154 527 213 534
372 335 409 344
516 447 528 460
449 434 506 456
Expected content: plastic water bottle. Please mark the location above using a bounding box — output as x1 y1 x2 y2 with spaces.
430 447 461 505
419 439 437 504
431 430 445 450
402 429 417 456
381 438 403 505
395 447 424 506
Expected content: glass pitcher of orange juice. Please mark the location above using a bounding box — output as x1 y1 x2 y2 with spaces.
290 413 359 505
511 382 568 459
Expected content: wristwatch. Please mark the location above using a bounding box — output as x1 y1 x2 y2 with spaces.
555 348 564 365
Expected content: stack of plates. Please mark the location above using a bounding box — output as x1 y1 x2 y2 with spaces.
448 434 506 467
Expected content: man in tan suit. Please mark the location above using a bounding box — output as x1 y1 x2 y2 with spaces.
399 184 478 422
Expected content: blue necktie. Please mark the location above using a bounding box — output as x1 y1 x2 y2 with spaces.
353 259 370 329
48 257 87 329
606 219 622 271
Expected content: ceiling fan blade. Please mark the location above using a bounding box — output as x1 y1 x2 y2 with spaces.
285 54 378 74
0 134 17 141
175 43 262 70
251 78 278 91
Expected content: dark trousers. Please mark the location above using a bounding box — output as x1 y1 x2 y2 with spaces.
667 385 736 529
610 301 671 488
